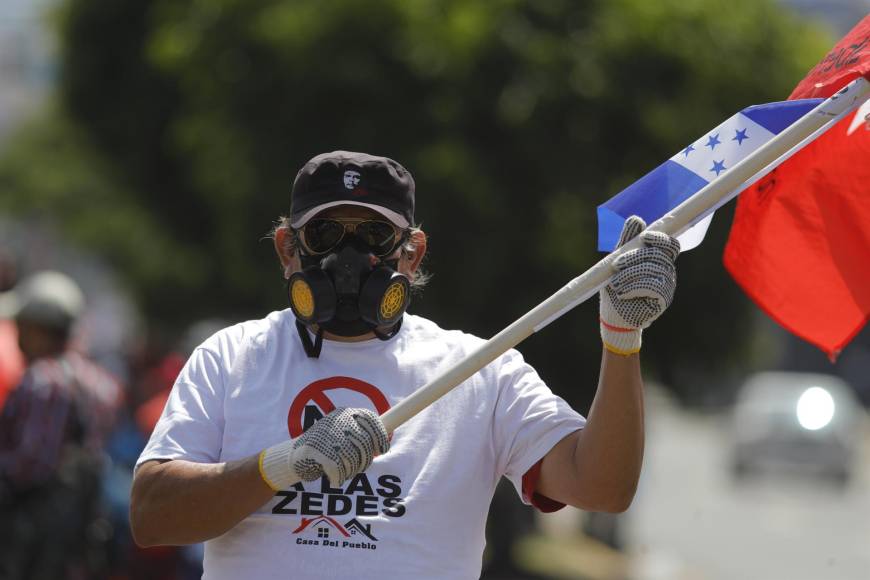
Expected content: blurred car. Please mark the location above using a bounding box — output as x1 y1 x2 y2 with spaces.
730 371 863 486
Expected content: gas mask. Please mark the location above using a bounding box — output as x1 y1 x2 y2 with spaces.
288 237 411 357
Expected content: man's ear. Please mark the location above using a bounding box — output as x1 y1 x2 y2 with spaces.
402 230 427 276
274 228 297 277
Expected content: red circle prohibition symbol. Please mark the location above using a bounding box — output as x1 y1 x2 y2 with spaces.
287 376 391 438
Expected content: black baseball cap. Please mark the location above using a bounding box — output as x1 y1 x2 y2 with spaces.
290 151 415 228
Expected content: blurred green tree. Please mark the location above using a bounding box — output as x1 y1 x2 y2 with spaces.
0 0 831 405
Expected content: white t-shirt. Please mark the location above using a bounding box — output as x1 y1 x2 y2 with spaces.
138 311 586 580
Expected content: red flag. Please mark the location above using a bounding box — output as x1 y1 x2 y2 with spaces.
789 15 870 99
724 14 870 360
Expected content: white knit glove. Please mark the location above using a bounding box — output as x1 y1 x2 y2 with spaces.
599 216 680 355
259 407 389 490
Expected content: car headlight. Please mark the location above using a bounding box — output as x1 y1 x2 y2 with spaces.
796 386 835 431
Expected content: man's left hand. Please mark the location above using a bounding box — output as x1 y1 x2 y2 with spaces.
599 215 680 355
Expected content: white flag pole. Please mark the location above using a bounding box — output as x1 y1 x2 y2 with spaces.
380 77 870 434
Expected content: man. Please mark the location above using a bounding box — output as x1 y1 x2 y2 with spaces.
0 270 123 579
131 151 679 578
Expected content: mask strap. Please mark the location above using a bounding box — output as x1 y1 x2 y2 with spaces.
296 320 324 358
373 316 404 341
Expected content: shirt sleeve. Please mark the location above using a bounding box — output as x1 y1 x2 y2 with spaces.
136 347 226 468
491 349 586 506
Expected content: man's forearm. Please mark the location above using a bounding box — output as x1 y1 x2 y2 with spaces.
574 349 645 510
537 349 645 512
130 455 275 547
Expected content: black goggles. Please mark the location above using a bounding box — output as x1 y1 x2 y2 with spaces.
297 218 407 257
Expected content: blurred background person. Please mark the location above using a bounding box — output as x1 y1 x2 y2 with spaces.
0 270 123 580
0 248 24 410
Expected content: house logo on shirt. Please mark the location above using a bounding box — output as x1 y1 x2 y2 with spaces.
291 515 379 550
274 376 405 551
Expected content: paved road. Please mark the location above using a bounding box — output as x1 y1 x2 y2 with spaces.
624 386 870 580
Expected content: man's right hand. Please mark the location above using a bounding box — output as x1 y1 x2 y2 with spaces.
260 407 390 490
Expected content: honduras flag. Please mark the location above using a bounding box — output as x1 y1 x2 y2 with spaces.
597 99 823 252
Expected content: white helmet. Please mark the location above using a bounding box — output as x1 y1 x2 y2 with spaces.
1 270 85 329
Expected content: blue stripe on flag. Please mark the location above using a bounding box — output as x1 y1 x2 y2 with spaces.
742 99 821 134
597 162 707 251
